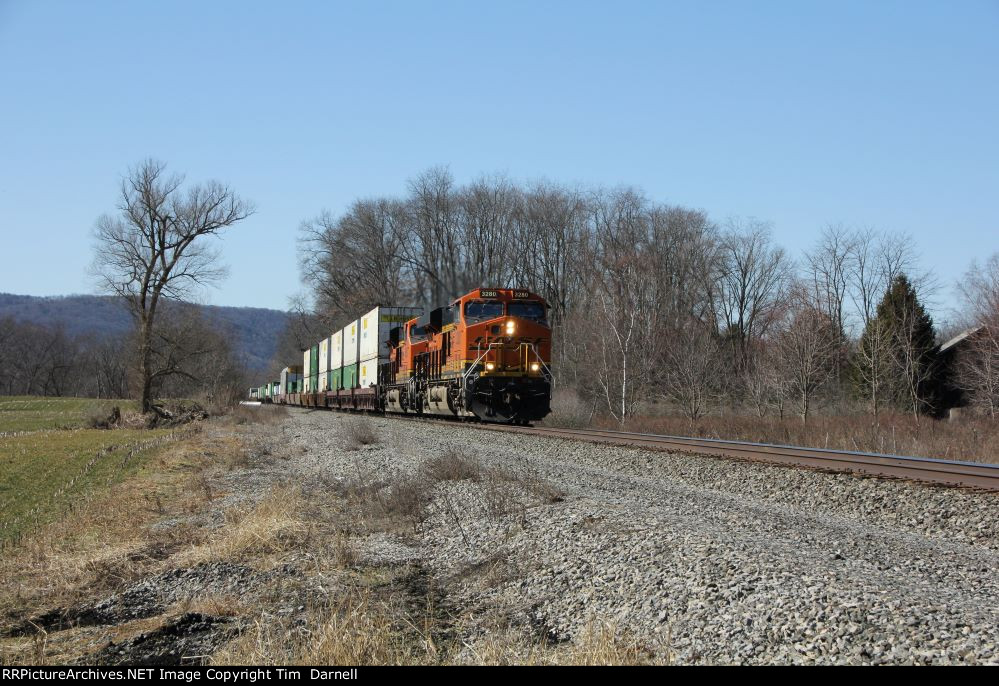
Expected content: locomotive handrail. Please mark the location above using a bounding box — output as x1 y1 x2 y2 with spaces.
527 342 554 384
463 341 504 385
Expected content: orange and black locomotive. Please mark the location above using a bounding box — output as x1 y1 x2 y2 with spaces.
382 288 552 423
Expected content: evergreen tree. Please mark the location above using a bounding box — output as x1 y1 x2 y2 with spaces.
853 274 939 416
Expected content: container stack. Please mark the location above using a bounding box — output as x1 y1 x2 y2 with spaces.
318 337 330 391
279 366 302 395
309 344 319 393
329 330 343 391
358 306 423 389
342 319 360 389
302 349 311 393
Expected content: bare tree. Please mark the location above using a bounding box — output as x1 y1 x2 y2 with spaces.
805 225 853 335
588 189 664 421
715 220 792 371
456 175 520 291
92 159 254 413
741 342 777 417
955 253 999 417
91 335 129 399
853 314 893 417
956 328 999 418
512 182 590 327
848 228 924 329
663 323 725 422
300 199 412 328
0 317 14 394
404 166 461 307
958 252 999 325
773 286 839 423
805 225 854 383
893 296 939 420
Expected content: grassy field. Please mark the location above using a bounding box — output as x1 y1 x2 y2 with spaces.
0 396 169 546
0 396 139 433
0 428 174 544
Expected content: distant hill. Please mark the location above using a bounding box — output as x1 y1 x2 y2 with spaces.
0 293 289 374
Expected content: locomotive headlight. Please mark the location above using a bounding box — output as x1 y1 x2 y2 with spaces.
531 362 540 372
485 362 495 371
505 320 515 335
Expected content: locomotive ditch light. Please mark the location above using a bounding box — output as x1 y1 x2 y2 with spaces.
485 362 496 371
531 362 540 372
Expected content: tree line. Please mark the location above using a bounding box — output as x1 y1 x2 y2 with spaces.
0 303 246 407
299 167 998 423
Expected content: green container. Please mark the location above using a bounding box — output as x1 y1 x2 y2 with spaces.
342 363 359 389
328 367 342 391
309 345 320 391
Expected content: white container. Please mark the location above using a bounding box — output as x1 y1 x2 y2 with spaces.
331 330 343 372
318 337 330 390
342 319 360 366
358 358 384 388
279 367 301 395
302 349 311 385
359 306 423 362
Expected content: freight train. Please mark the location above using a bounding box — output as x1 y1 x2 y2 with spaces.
250 288 553 424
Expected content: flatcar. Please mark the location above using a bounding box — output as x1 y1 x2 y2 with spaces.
258 288 552 424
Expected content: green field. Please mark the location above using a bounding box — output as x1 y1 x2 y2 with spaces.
0 397 167 544
0 396 139 433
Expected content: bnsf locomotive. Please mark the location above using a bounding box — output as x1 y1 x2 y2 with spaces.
250 288 552 424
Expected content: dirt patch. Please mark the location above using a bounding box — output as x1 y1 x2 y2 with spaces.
9 563 279 636
88 612 238 666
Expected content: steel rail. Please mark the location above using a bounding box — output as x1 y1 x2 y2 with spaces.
469 423 999 491
278 404 999 491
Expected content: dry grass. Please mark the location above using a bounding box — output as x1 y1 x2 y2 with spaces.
182 485 309 566
549 411 999 464
423 449 484 482
337 448 564 536
227 404 289 426
549 388 594 429
212 588 430 665
169 593 251 619
343 416 379 448
461 619 668 665
212 582 665 666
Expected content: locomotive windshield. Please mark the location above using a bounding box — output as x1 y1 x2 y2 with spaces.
409 324 427 342
508 301 547 324
464 300 504 323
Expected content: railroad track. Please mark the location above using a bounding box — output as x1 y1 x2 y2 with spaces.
471 423 999 492
284 404 999 491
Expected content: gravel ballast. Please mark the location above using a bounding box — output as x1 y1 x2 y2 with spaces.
281 408 999 665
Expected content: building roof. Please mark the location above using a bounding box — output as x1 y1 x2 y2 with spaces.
939 325 983 353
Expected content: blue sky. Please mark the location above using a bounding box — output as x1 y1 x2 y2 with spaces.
0 0 996 320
